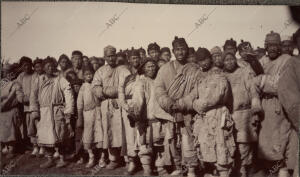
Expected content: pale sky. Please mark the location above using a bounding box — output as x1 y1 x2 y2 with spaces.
1 1 298 63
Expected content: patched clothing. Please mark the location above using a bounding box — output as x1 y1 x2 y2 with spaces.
155 60 201 167
179 71 236 166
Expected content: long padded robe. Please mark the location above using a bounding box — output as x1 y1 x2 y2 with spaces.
278 55 300 171
154 60 201 167
16 72 39 140
255 54 292 161
0 80 24 142
225 67 260 143
92 64 131 149
30 75 74 147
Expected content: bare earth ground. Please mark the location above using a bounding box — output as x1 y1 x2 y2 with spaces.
1 153 268 176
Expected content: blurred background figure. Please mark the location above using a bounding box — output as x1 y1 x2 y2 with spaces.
160 47 171 62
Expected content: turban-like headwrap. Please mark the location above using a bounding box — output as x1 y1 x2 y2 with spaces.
160 47 171 54
238 40 253 52
265 31 281 48
128 48 140 58
147 42 160 52
196 47 211 61
210 46 222 55
104 45 116 57
172 36 188 48
223 38 237 49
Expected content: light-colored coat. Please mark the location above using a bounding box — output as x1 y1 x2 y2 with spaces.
30 75 74 147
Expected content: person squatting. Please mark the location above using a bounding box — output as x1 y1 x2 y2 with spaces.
1 29 300 177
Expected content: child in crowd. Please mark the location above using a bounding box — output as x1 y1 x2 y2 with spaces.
76 64 103 168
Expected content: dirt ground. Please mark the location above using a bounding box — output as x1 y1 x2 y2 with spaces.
1 152 269 176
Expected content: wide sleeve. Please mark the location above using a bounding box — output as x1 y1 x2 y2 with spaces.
177 82 199 111
1 82 24 111
91 69 104 99
244 69 261 110
60 77 74 115
192 76 229 114
131 80 145 117
29 76 40 113
14 82 24 104
118 67 131 107
77 85 84 111
278 59 300 131
154 66 175 113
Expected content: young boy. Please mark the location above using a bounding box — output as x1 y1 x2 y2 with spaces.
77 64 103 168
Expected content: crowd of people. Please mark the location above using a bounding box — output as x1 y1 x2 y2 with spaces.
1 28 299 177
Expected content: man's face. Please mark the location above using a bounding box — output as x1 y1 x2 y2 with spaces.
223 54 237 72
198 58 212 72
160 51 171 62
22 62 32 74
83 70 93 83
106 54 117 67
173 44 188 62
34 63 43 75
91 60 100 71
82 57 90 66
59 58 69 71
140 51 146 59
129 55 140 68
144 61 157 79
73 85 81 94
44 62 55 76
71 54 83 69
212 53 223 68
116 56 126 66
187 55 197 64
149 50 160 61
158 60 166 68
267 43 281 60
224 45 237 55
281 40 294 55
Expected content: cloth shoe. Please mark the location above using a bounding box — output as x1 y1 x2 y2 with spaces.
99 156 107 168
37 147 45 158
187 167 196 177
126 161 136 175
56 158 68 168
106 161 119 170
142 164 153 176
40 157 55 169
30 146 39 157
53 151 60 159
85 157 95 168
76 157 84 165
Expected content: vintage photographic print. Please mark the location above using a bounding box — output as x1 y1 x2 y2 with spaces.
1 1 299 177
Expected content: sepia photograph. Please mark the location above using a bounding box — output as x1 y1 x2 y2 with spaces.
1 1 299 176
